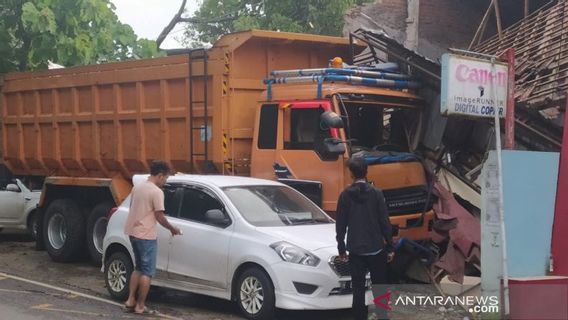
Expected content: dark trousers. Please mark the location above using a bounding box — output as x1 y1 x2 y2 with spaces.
349 251 388 320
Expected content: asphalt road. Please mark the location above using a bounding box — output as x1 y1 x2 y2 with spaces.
0 274 163 320
0 232 468 320
0 232 354 320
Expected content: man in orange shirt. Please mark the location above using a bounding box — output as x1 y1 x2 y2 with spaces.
124 160 181 314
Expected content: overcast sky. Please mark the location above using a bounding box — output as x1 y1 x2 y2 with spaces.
110 0 200 49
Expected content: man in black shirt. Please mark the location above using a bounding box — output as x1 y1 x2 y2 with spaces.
336 156 394 320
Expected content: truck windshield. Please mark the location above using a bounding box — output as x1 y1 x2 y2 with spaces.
342 102 419 153
222 186 333 227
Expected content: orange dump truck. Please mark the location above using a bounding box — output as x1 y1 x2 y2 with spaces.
1 30 434 264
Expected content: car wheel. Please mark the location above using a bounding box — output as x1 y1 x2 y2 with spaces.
27 210 39 241
86 203 112 265
105 251 133 301
236 267 275 320
43 199 86 262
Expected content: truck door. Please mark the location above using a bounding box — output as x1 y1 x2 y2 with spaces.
274 101 345 212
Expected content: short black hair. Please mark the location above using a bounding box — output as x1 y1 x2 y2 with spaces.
150 160 171 176
348 156 367 180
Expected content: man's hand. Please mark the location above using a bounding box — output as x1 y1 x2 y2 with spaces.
339 252 348 262
170 226 182 236
387 252 395 263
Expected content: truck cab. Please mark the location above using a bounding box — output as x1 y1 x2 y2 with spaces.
251 82 434 240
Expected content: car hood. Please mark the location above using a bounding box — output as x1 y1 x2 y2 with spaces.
256 223 337 252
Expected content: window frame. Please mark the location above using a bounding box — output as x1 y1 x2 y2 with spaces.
280 100 338 151
162 184 183 218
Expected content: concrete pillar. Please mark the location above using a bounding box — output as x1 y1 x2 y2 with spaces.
404 0 420 51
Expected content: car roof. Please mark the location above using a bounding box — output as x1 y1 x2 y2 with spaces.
133 174 283 188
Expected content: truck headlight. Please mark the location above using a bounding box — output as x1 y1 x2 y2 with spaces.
270 241 320 267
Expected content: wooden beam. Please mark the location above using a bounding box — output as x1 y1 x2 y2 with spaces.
525 0 530 17
494 0 503 40
478 12 490 46
469 1 494 49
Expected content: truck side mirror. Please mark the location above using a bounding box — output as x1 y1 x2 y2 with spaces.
320 111 344 128
6 184 20 192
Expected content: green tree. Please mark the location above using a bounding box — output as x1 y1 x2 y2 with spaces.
133 38 165 59
184 0 372 45
0 0 163 74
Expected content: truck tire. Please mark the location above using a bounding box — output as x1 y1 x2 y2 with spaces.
43 199 86 262
236 267 276 320
86 203 112 265
104 251 133 301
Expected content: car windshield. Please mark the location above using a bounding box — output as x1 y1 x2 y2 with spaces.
222 185 333 227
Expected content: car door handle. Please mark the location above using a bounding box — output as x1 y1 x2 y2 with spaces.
24 197 32 201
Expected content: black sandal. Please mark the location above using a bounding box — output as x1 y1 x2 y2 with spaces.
123 304 135 312
134 307 158 315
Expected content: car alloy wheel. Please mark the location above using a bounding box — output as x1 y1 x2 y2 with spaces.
240 276 264 315
107 259 128 293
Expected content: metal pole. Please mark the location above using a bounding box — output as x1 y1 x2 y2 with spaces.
503 48 515 149
490 56 510 317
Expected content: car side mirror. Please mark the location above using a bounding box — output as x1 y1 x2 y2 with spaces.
6 184 20 192
205 209 230 227
320 111 344 128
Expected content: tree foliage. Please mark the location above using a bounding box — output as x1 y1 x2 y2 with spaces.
0 0 164 74
184 0 372 45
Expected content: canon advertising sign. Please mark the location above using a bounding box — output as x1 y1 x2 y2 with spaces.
441 53 508 118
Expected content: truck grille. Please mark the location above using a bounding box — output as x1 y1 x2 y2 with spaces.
382 186 435 216
329 256 351 277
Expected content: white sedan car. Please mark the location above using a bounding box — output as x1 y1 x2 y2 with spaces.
0 179 41 239
103 175 371 319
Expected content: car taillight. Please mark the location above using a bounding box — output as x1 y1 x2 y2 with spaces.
107 207 119 219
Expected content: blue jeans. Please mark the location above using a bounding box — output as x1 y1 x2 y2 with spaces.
129 236 157 277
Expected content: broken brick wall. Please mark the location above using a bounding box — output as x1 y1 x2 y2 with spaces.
344 0 551 61
344 0 487 60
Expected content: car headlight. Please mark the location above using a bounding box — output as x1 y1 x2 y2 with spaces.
270 241 320 267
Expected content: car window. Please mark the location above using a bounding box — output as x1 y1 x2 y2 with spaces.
163 186 182 217
223 185 333 227
178 187 225 224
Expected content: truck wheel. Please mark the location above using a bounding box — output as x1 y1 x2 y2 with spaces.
86 203 112 265
104 251 133 301
43 199 86 262
27 210 39 241
236 267 275 320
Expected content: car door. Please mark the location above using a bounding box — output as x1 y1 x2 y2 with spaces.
0 181 25 224
155 185 182 279
167 184 233 291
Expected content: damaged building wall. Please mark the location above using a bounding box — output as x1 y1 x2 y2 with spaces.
347 1 565 197
473 1 568 152
344 0 552 60
344 0 487 60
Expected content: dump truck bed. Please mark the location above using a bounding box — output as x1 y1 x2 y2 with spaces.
1 30 356 179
